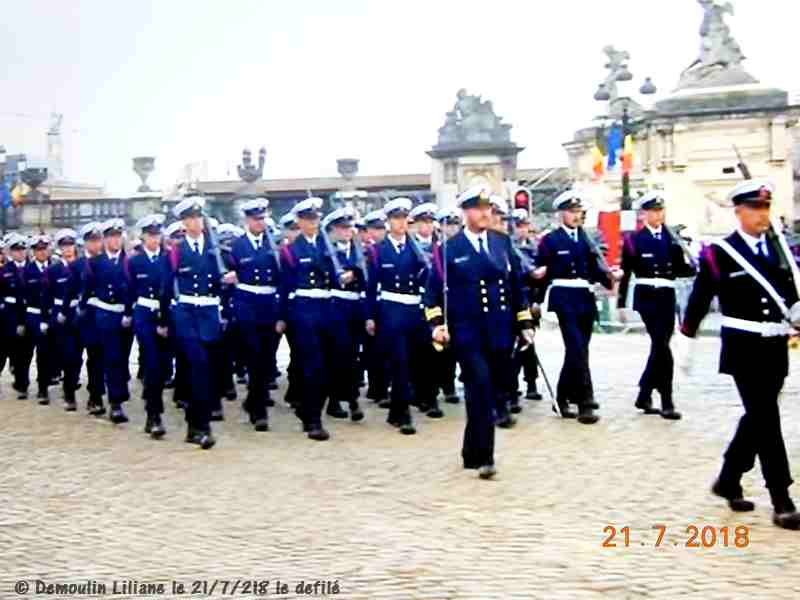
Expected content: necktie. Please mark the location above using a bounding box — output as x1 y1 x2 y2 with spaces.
397 243 404 254
193 241 200 254
756 241 767 258
478 236 489 258
255 238 261 250
570 231 578 244
654 231 661 241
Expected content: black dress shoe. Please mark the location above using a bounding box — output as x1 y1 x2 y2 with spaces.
711 479 755 512
148 418 166 439
478 464 497 480
185 429 215 449
236 374 248 385
210 409 224 421
577 406 600 425
349 402 365 422
109 405 129 424
635 392 659 414
163 377 176 389
553 403 577 419
87 399 106 417
307 427 330 441
444 394 460 404
37 391 50 405
16 388 28 400
378 399 392 409
224 388 237 401
253 418 269 432
64 401 77 412
660 409 682 420
399 423 417 435
426 402 444 419
326 402 348 419
525 389 543 401
509 397 522 414
268 381 279 391
496 414 517 429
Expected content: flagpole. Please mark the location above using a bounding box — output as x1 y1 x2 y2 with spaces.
621 105 631 210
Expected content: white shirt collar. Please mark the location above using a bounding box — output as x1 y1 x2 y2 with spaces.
737 227 766 253
246 230 264 249
36 260 48 271
416 234 433 245
388 234 407 254
186 233 205 253
336 240 350 251
14 260 25 269
303 234 317 246
463 227 488 253
144 247 160 261
646 224 663 236
106 251 121 261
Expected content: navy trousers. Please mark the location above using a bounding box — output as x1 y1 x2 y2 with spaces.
555 311 595 406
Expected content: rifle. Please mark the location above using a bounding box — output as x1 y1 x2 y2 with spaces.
733 145 752 180
351 233 369 285
320 223 346 285
203 214 227 280
663 224 698 270
579 226 612 276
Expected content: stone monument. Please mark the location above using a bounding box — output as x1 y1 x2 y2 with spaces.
428 89 523 209
564 0 800 238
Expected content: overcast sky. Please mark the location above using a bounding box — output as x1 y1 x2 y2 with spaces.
1 0 798 195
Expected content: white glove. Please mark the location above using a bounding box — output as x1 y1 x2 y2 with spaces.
520 328 535 346
790 301 800 330
220 318 229 331
121 316 132 328
674 334 696 376
39 322 49 334
56 312 67 325
156 326 169 338
16 325 25 337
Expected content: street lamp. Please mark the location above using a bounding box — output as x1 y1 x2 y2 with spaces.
594 70 657 210
20 161 48 233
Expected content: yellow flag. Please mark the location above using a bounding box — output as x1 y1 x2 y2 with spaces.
11 182 27 207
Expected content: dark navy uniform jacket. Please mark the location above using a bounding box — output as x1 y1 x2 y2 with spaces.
45 259 82 325
328 240 367 320
228 233 281 325
21 261 52 324
278 235 332 322
366 236 428 322
618 227 695 313
80 253 133 317
424 230 531 352
536 227 612 316
682 231 798 379
0 261 26 328
127 250 167 324
160 238 223 342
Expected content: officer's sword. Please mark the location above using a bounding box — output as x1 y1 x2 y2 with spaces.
530 341 559 416
433 224 449 352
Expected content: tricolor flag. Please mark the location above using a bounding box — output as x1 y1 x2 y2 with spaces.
621 135 634 175
591 146 605 182
606 126 623 171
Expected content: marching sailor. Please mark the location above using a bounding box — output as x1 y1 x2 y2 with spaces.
366 197 436 434
534 190 615 424
278 197 333 441
322 206 367 422
160 196 224 449
618 192 696 419
1 234 29 398
45 229 83 411
128 214 170 438
223 198 282 431
20 234 54 405
681 180 800 530
425 187 534 479
361 209 390 406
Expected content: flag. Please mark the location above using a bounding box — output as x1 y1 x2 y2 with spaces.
11 182 27 207
622 134 634 175
591 146 605 182
606 126 623 170
0 180 10 209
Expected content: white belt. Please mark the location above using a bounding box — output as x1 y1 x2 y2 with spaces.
26 307 42 315
720 316 794 337
551 278 593 290
53 298 80 307
236 283 277 295
87 297 125 313
4 296 17 304
330 290 361 301
178 294 220 307
380 291 422 305
136 297 160 310
635 277 676 289
295 288 330 300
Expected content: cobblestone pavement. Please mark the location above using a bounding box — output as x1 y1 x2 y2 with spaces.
3 329 800 599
